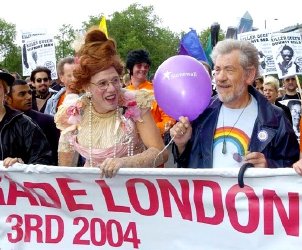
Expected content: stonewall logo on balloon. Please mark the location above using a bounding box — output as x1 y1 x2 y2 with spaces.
163 71 198 80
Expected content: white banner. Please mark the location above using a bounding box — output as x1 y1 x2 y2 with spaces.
0 165 301 250
271 32 302 79
21 31 57 79
238 30 277 76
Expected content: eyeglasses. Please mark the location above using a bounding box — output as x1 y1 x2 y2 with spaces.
35 77 49 83
91 77 121 90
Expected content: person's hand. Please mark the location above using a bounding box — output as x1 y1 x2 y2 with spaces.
243 151 267 168
170 116 192 147
99 158 124 178
293 159 302 175
3 157 24 168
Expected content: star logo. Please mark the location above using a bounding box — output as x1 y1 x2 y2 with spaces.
163 71 172 80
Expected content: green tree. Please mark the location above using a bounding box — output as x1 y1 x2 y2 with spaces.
54 24 77 61
0 18 22 73
198 28 225 49
2 45 22 74
82 15 102 30
108 3 179 74
53 4 185 74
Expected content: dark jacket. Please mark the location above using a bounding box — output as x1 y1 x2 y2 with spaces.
25 109 60 165
173 86 299 168
0 106 54 165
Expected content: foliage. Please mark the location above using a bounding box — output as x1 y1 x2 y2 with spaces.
100 3 179 74
81 15 103 30
2 45 22 74
54 24 78 61
0 18 22 73
0 4 225 78
198 28 225 49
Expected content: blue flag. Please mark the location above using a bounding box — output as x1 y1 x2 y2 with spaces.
178 29 208 63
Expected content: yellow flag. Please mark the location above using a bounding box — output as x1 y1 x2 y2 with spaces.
99 16 108 38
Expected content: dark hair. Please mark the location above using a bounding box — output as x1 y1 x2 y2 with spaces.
30 66 51 82
7 79 28 97
126 49 151 76
11 72 22 79
73 27 124 89
281 45 294 56
254 77 264 84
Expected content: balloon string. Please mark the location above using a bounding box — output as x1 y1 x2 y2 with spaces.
153 135 176 168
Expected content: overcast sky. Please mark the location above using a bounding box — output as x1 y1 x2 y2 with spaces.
0 0 301 38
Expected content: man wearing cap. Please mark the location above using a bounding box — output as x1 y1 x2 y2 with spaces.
0 70 54 167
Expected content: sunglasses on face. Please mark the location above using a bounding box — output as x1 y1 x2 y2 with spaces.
35 77 49 83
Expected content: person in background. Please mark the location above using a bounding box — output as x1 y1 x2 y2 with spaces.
253 77 264 94
278 87 286 98
263 75 292 124
6 79 60 165
0 70 54 167
200 60 216 96
45 56 80 116
50 78 64 92
277 45 300 76
288 99 301 139
125 49 176 137
276 75 301 140
54 27 168 177
294 117 302 174
25 76 35 90
277 75 301 101
31 66 56 113
11 71 21 79
121 73 131 88
170 39 299 169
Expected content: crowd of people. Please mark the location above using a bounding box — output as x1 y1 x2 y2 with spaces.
2 27 302 176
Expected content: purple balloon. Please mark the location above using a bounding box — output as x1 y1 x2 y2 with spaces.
153 55 212 121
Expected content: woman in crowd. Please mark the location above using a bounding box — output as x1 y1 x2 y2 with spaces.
55 27 168 177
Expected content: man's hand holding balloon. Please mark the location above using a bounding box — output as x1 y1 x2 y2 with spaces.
170 116 192 154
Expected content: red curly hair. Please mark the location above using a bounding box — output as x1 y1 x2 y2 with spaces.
73 26 124 89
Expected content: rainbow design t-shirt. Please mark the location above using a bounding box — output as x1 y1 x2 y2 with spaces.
214 127 249 157
212 96 258 168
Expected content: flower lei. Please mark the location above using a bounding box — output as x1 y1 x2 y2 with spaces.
122 91 141 121
66 100 84 125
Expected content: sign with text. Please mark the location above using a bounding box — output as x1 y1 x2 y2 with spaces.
0 165 301 249
238 30 277 76
270 32 302 79
21 31 57 78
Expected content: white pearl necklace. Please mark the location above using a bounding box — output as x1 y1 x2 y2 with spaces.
89 95 93 167
88 96 135 167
